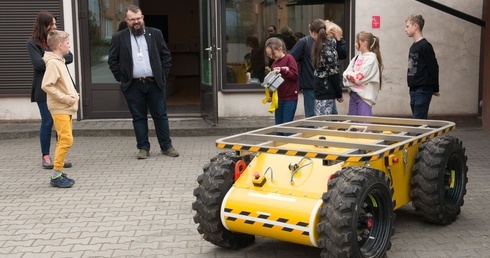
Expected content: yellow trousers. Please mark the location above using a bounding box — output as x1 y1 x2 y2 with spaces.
52 114 73 171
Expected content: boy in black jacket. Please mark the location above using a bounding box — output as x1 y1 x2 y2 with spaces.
405 14 440 119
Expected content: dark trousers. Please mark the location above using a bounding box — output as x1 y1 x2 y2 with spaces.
123 80 172 151
410 87 434 119
302 89 315 118
37 101 54 155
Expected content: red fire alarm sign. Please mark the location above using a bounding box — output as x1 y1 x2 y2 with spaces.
372 16 380 29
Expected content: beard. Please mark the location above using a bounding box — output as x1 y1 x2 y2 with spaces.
130 22 145 36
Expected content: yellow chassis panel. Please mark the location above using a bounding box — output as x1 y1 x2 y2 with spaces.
344 144 420 209
221 153 341 246
222 187 323 247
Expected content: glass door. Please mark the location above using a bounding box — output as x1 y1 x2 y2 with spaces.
200 0 221 125
79 0 135 119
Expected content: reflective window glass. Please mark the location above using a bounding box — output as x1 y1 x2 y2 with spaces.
223 0 346 90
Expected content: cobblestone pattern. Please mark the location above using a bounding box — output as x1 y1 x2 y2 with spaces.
0 128 488 257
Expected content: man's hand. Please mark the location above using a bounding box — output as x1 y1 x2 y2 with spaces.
433 92 440 97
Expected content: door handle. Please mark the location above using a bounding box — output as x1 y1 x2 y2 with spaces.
205 47 212 60
205 47 221 50
205 47 221 60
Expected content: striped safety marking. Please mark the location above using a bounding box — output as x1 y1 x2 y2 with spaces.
216 126 455 162
224 208 311 236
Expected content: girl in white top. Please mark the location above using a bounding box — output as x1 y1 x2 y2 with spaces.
343 31 383 116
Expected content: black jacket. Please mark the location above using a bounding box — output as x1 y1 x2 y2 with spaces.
289 35 347 91
313 74 343 100
26 39 73 102
108 27 171 91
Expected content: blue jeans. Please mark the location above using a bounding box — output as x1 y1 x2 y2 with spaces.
123 80 172 151
302 89 315 117
303 89 337 117
275 100 297 125
37 101 53 155
410 87 433 119
332 100 338 115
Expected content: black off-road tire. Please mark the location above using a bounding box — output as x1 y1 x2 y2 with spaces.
317 167 395 258
192 152 255 249
410 136 468 225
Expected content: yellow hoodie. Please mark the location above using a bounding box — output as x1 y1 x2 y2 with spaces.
41 52 79 115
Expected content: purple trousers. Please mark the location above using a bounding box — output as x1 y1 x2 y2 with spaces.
348 91 372 116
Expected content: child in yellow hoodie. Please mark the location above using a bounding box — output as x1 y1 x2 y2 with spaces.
41 30 79 188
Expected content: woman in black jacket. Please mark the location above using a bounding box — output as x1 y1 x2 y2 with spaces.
310 19 344 115
27 11 73 169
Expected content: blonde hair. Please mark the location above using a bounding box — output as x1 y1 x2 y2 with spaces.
406 14 425 31
46 30 69 50
325 20 342 38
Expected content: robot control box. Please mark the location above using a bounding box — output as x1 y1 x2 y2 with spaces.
261 71 284 92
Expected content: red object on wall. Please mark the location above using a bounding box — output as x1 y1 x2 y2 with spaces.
372 16 381 29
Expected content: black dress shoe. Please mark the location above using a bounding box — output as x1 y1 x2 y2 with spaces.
63 161 73 168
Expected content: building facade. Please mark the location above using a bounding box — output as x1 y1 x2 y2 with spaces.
0 0 487 127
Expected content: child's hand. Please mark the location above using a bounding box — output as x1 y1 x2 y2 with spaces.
336 97 344 103
347 74 357 83
273 67 281 74
332 30 342 41
69 95 76 106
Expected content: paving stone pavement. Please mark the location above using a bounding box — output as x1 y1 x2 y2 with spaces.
0 117 277 140
0 122 489 257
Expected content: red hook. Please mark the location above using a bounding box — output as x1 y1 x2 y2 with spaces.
234 160 246 181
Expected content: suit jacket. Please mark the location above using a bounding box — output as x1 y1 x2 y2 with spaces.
27 39 73 102
108 27 171 91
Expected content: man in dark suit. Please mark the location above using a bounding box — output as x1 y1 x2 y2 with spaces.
108 5 178 159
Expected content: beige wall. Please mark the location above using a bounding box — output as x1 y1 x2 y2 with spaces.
355 0 482 117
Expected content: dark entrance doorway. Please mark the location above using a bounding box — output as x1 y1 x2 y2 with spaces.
79 0 201 119
141 1 201 116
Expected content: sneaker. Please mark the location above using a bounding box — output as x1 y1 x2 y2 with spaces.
42 155 54 169
62 173 75 184
50 173 75 188
137 149 149 159
161 147 179 157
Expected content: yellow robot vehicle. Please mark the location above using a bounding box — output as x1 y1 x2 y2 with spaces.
192 115 468 257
